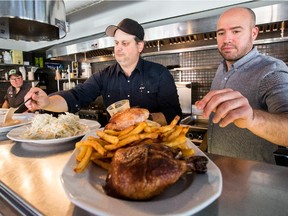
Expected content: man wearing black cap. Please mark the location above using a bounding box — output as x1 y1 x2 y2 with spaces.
25 18 182 125
2 69 30 113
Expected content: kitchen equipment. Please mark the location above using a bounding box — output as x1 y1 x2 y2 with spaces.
176 81 208 147
273 147 288 167
180 103 208 148
28 71 34 80
0 0 66 41
78 109 109 127
34 68 58 94
175 82 192 114
77 96 109 127
19 66 26 80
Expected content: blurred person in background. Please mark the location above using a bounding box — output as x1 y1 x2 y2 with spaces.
24 18 182 125
196 7 288 164
2 69 30 113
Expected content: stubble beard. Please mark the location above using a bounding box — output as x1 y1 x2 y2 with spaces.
218 45 240 62
219 40 253 62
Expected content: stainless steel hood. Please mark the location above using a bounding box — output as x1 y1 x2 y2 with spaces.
46 2 288 62
0 0 66 42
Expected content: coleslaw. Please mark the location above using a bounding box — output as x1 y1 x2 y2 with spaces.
23 113 87 139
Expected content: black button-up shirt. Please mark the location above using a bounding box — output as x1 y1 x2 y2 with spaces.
57 58 182 123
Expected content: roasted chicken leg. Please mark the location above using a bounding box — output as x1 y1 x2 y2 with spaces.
103 143 208 200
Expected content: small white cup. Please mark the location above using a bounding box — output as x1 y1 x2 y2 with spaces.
107 100 130 116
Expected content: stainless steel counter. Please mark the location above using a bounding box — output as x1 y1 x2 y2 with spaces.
0 135 288 216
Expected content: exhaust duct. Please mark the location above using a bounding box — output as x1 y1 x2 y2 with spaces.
0 0 66 42
46 2 288 61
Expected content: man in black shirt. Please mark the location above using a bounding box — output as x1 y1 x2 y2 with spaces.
25 18 182 125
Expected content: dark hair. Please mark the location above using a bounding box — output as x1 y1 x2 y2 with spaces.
134 36 143 43
134 36 145 54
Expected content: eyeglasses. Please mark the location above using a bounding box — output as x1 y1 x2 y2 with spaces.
10 77 22 82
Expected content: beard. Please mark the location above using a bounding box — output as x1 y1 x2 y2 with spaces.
218 42 253 62
218 44 241 62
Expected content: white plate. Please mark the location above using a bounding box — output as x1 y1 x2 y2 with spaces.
0 108 9 115
0 113 34 134
78 119 101 131
60 131 222 216
7 124 90 145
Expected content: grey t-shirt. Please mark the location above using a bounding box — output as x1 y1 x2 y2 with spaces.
208 47 288 164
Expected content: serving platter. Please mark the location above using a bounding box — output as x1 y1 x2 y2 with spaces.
60 131 222 216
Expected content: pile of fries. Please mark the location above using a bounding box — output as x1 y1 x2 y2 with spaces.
74 115 194 173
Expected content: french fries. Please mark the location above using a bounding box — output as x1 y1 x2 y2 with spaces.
105 132 158 150
76 138 107 155
96 131 119 144
74 115 195 173
118 122 147 140
74 146 93 173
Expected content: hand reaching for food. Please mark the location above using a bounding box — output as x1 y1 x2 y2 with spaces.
196 88 254 128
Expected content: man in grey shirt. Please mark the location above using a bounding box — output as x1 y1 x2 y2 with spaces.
196 7 288 164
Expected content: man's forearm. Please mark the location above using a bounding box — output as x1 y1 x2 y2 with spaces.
248 110 288 147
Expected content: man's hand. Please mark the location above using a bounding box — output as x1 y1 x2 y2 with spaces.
195 88 254 129
24 87 49 111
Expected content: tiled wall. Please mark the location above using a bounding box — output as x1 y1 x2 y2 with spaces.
91 41 288 104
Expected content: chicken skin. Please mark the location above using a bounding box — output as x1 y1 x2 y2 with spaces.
105 108 149 131
103 143 208 200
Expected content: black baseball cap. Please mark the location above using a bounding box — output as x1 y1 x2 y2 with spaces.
105 18 145 40
8 69 22 79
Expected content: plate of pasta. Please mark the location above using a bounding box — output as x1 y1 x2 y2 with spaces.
7 113 92 145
